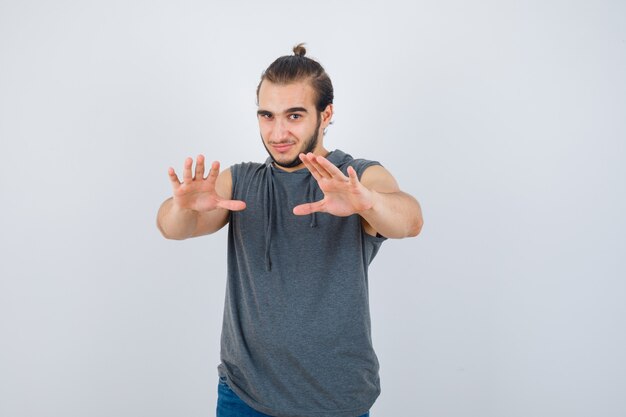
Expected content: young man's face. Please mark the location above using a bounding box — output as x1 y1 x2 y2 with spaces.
257 80 332 170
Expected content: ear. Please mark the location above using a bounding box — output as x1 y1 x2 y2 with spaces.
321 104 334 128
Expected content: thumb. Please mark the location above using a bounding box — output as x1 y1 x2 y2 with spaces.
218 199 247 211
293 200 325 216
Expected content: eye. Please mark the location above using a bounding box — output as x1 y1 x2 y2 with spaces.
289 114 302 120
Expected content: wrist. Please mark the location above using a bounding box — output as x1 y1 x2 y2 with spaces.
170 197 199 214
357 189 378 215
158 198 198 240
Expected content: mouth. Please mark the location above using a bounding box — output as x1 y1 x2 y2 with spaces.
271 142 295 153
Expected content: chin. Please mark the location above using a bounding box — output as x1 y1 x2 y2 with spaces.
276 155 301 167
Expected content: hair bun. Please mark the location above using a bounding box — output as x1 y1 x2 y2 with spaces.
293 43 306 57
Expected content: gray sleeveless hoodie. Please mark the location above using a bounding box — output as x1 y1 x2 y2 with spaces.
218 149 386 417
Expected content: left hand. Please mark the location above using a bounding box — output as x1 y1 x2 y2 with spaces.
293 153 375 217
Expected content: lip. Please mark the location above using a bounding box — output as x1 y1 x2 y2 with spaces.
272 143 294 153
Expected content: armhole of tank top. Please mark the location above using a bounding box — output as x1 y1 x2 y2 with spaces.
362 229 387 244
355 160 386 241
230 164 240 200
353 160 383 181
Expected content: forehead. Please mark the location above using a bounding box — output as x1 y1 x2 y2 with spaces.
258 80 316 111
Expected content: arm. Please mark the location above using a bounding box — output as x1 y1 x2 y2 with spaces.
358 165 423 238
293 153 423 239
157 155 246 240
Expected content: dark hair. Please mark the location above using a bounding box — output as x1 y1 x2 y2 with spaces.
256 43 334 112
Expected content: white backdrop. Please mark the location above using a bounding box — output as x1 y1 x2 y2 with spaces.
1 1 625 416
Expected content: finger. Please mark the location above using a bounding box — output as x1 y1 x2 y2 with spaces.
168 167 181 190
217 199 247 211
182 157 193 183
347 166 359 186
194 154 205 180
315 154 347 180
293 200 325 216
206 161 221 187
299 153 323 181
305 153 332 178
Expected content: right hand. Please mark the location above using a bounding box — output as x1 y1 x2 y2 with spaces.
168 155 246 212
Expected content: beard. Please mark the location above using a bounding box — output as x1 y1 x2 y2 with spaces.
261 114 321 169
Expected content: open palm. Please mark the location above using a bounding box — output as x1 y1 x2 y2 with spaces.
293 153 373 217
168 155 245 212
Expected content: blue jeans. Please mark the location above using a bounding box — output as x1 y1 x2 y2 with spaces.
217 377 370 417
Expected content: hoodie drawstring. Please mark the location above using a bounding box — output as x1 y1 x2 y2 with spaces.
265 165 274 272
306 179 317 228
264 160 325 271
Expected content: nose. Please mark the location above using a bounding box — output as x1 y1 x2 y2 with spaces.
269 118 289 142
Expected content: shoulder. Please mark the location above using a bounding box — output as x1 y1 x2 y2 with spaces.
228 161 269 199
334 150 396 190
215 166 235 200
332 149 382 179
360 165 400 193
230 161 267 183
230 161 266 176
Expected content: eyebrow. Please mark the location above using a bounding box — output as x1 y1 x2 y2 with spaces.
285 107 308 113
257 107 309 116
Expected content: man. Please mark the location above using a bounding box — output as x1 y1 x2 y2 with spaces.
157 44 423 417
